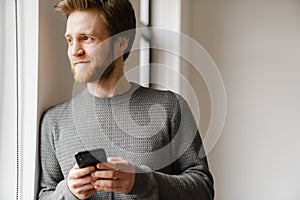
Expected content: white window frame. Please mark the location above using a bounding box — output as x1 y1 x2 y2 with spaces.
0 0 39 199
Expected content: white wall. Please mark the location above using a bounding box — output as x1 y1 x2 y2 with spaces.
182 0 300 199
0 1 17 199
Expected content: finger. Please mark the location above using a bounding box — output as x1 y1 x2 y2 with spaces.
96 163 111 170
97 158 135 173
73 163 79 169
93 175 135 194
75 183 96 194
107 157 123 162
91 169 119 179
94 185 123 193
69 166 95 179
96 162 120 171
93 179 122 188
104 157 124 170
75 175 96 187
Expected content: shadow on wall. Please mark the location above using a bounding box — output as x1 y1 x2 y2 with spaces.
38 0 74 113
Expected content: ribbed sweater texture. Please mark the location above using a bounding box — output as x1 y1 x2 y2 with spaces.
38 83 214 200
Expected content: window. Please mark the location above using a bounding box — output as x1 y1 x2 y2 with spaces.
0 1 39 199
139 0 151 87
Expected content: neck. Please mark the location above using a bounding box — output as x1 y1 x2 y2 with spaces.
87 61 131 98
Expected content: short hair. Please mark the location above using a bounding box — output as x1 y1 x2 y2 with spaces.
55 0 136 61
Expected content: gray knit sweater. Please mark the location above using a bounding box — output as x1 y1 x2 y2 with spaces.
38 83 214 200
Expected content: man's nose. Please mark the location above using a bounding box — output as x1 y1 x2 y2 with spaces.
71 42 85 57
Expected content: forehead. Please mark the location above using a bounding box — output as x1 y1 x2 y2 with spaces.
65 9 109 37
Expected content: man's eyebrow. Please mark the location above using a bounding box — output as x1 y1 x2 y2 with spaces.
64 33 99 38
64 33 71 38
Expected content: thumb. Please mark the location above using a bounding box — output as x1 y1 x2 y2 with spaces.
107 157 123 163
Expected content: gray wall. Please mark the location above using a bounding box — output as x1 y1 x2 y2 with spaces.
182 0 300 199
38 0 74 114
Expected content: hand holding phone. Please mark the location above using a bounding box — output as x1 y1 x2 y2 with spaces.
75 148 107 168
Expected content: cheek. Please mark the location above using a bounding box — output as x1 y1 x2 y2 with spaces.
90 50 104 64
91 46 104 57
67 48 72 59
90 42 111 59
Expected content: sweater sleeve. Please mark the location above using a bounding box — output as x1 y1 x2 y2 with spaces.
129 136 214 200
38 111 79 200
129 94 214 200
153 135 214 200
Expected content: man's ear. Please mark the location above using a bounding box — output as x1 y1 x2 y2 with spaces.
115 36 129 53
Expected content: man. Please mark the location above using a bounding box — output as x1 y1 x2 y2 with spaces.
38 0 214 199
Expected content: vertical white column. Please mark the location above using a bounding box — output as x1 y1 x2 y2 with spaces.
18 0 39 199
0 0 17 199
150 0 181 93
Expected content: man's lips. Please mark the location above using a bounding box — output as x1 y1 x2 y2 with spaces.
74 61 91 65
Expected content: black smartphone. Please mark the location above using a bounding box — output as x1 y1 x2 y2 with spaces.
75 148 107 168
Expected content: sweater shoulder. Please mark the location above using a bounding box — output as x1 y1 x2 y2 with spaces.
133 86 188 109
41 98 73 126
133 86 181 103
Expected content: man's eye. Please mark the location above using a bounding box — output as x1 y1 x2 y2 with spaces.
83 36 94 42
66 38 73 45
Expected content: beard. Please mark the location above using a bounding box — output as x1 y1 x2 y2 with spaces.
71 56 116 84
